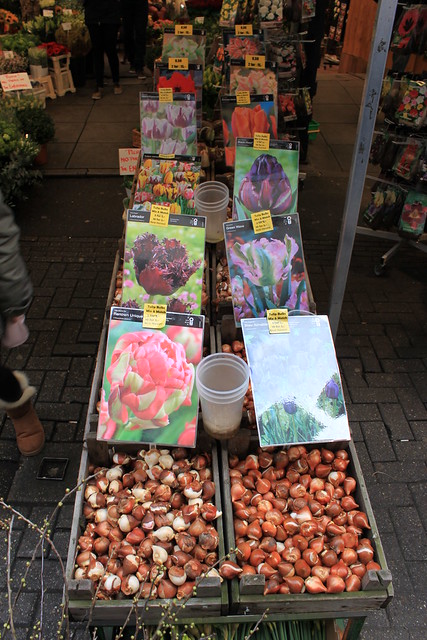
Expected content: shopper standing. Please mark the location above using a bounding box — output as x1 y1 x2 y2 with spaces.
0 191 45 456
121 0 149 78
84 0 122 99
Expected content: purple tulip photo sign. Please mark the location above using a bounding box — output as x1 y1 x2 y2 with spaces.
98 306 204 447
241 315 351 448
123 210 206 314
233 137 299 220
140 92 197 156
224 213 309 326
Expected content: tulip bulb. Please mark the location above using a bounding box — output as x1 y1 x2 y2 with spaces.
152 545 168 565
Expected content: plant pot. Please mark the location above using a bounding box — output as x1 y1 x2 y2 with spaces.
69 56 86 87
30 65 49 79
34 143 48 167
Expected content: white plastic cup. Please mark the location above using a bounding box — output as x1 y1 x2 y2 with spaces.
194 181 229 243
196 353 250 439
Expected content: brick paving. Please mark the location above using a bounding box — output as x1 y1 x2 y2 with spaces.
0 71 426 638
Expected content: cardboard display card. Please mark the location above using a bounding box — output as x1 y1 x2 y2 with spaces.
140 92 197 156
161 28 206 65
221 94 277 166
229 59 278 100
241 315 351 447
224 213 309 325
123 209 206 314
154 61 203 125
133 154 201 216
233 137 299 219
98 306 204 447
223 29 265 60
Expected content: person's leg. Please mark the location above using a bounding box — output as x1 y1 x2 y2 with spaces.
103 22 121 87
87 22 105 91
134 0 149 75
121 0 135 68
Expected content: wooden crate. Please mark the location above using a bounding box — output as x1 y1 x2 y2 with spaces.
220 436 393 616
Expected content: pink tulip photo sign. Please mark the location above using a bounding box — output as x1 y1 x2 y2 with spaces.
123 209 206 314
224 213 309 326
233 137 299 220
140 92 197 156
98 306 204 447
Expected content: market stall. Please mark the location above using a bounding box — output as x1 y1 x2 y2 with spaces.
64 2 394 638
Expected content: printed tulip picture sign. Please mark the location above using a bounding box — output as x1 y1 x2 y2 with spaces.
224 213 309 326
123 210 206 314
241 315 351 447
98 307 204 447
233 137 299 220
161 28 206 65
229 60 278 100
140 92 197 156
132 154 201 216
223 29 265 61
154 62 203 126
221 94 277 166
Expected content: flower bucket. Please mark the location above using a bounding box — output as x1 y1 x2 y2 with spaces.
34 143 48 167
30 65 49 79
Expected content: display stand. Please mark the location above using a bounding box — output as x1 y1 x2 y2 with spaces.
32 74 56 100
48 53 76 96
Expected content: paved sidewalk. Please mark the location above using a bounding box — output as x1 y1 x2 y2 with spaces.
0 72 426 639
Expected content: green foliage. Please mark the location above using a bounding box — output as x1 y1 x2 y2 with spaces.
0 111 22 159
54 18 91 57
0 138 41 207
23 15 61 42
27 46 48 66
0 51 28 73
3 94 55 144
0 32 41 56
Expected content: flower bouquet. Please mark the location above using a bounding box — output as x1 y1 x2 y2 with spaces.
232 137 299 220
222 29 265 61
98 306 204 447
140 92 197 156
241 315 350 447
224 213 309 326
154 62 203 126
123 209 206 314
220 94 277 167
229 60 278 100
161 28 206 65
132 154 201 216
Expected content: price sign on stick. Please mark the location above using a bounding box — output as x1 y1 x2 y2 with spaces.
168 57 189 70
143 304 167 329
253 132 270 150
0 73 32 92
236 25 253 36
118 148 140 175
251 210 273 234
62 22 72 31
150 204 170 227
267 309 290 334
42 9 54 17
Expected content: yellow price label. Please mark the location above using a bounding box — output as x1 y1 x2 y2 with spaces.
235 24 253 36
159 153 175 159
267 309 290 334
168 57 189 70
175 24 193 35
236 90 251 105
251 209 273 234
253 132 270 150
143 304 167 329
245 55 265 69
159 87 174 102
150 204 170 227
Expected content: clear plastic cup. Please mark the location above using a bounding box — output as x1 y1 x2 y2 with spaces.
194 181 229 243
196 353 250 439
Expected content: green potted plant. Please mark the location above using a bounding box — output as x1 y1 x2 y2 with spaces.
28 45 48 78
5 94 55 165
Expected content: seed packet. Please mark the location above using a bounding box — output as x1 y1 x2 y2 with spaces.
161 28 206 65
241 314 350 447
154 62 203 126
268 40 297 79
140 92 197 156
219 0 240 27
279 92 298 121
224 213 309 326
233 137 299 219
302 0 316 21
132 154 201 216
123 209 206 314
398 190 427 239
220 94 277 166
99 306 204 447
259 0 284 27
223 29 265 61
392 138 423 181
229 60 278 99
363 182 405 230
396 80 427 129
391 4 427 55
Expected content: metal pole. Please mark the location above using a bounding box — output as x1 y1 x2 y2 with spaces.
328 0 398 339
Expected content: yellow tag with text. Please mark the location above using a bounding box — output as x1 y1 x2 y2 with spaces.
159 87 174 102
245 55 265 69
150 204 170 227
159 153 175 159
143 304 167 329
236 90 251 105
267 309 290 334
253 132 270 150
175 24 193 35
236 24 253 36
168 57 189 70
251 209 273 234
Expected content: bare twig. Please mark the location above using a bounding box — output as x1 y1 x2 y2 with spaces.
6 515 16 639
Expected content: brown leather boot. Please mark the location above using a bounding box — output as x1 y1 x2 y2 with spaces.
0 371 45 456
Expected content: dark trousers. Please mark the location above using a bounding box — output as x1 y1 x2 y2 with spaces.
121 0 148 71
87 22 120 87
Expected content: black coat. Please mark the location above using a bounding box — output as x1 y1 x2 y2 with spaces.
84 0 121 24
